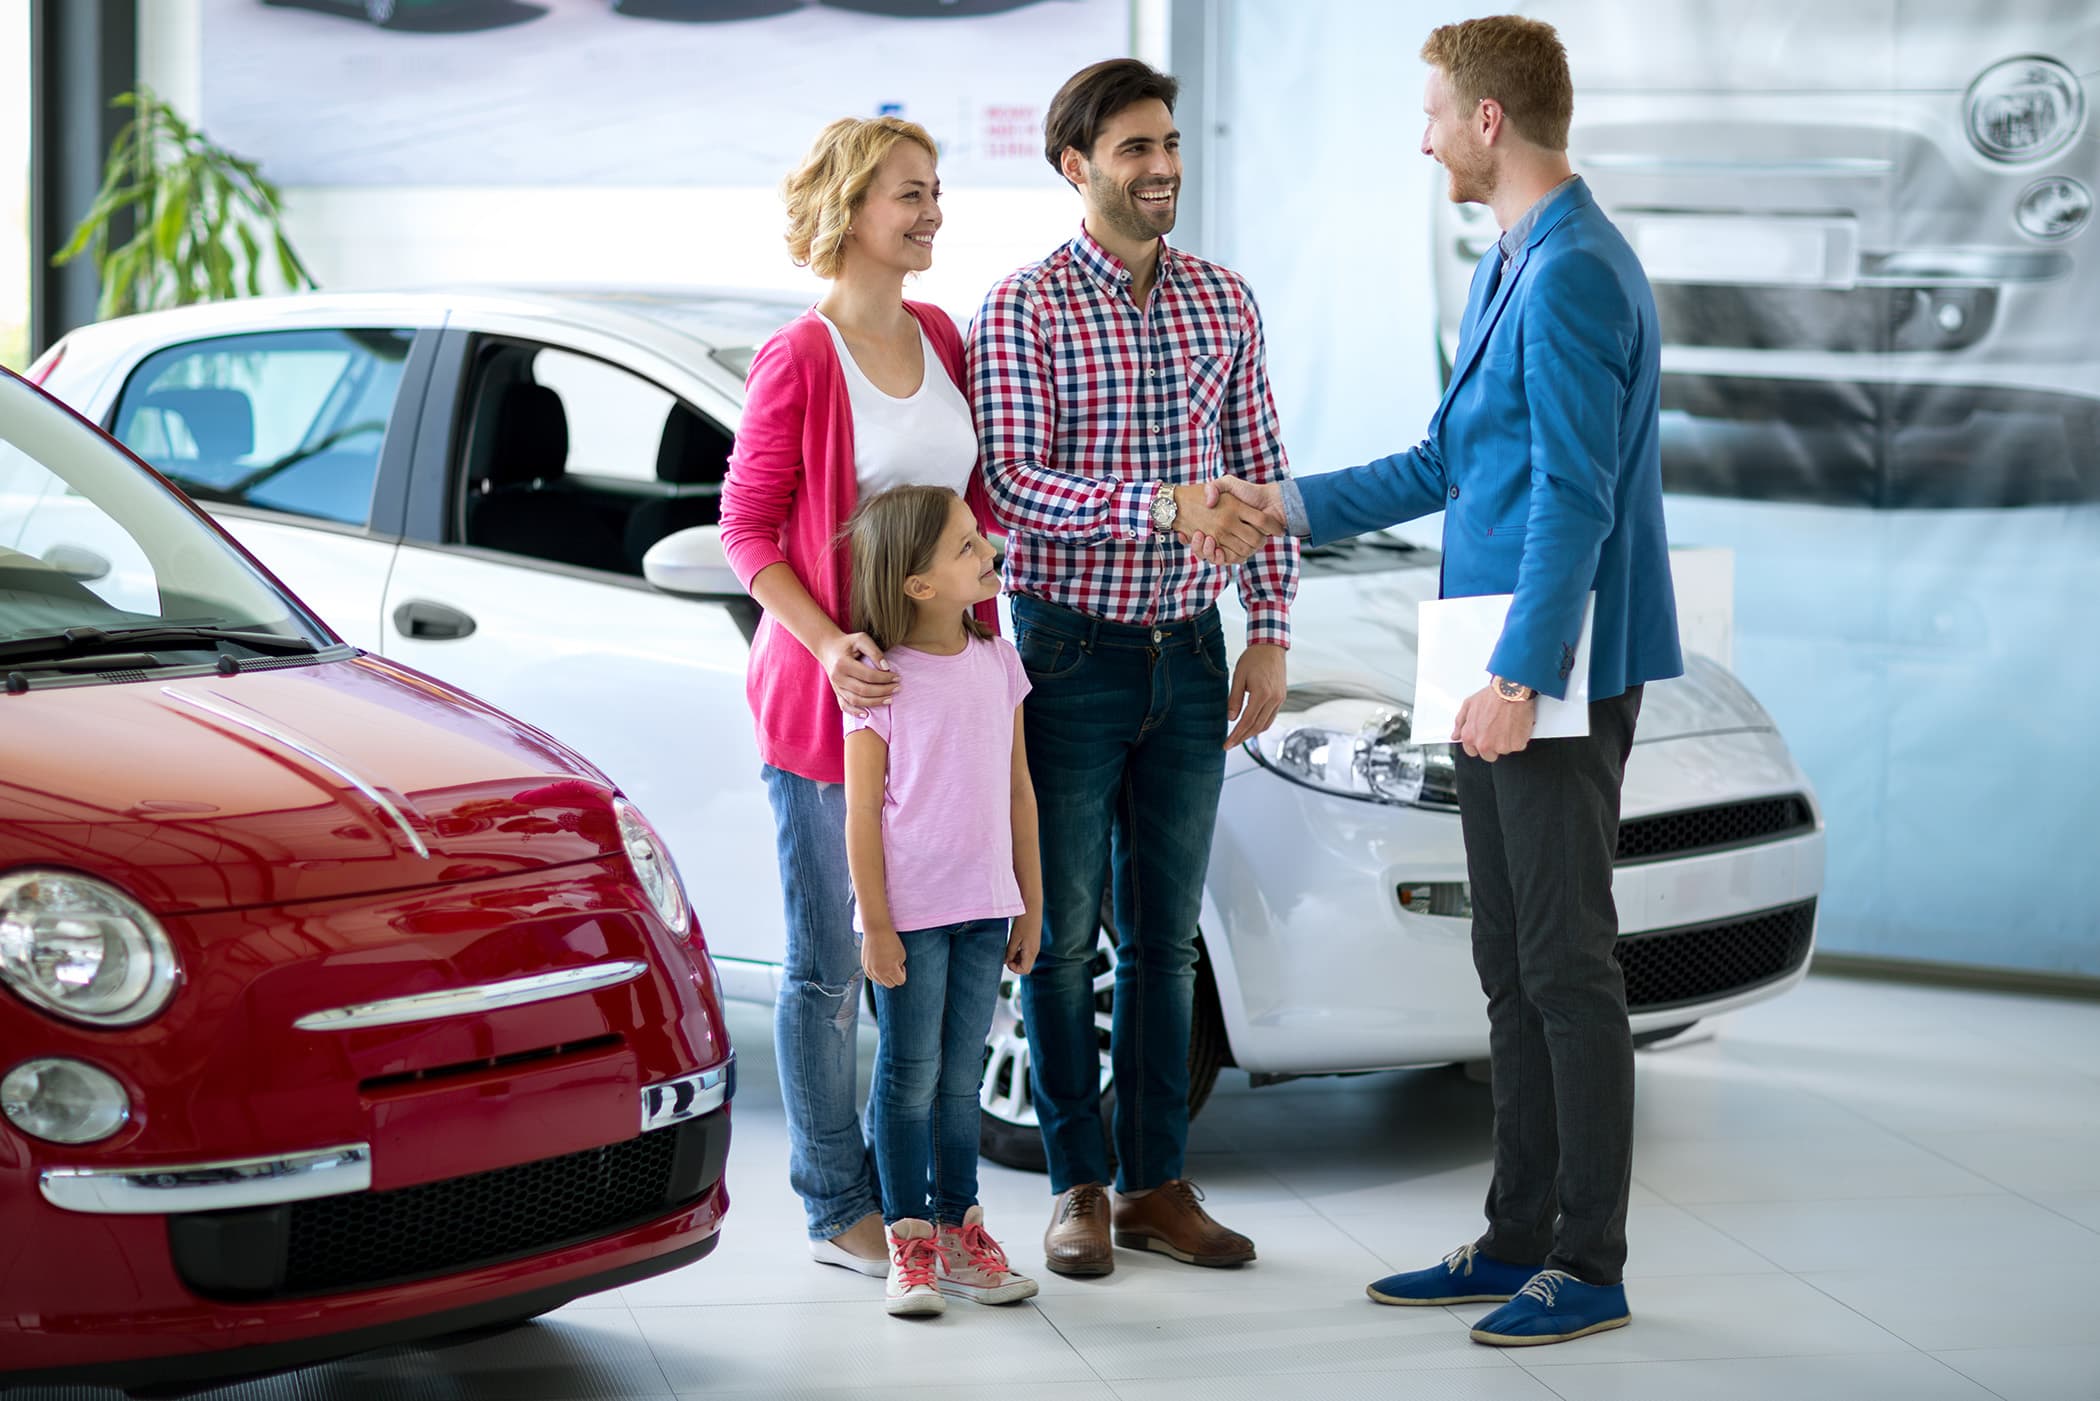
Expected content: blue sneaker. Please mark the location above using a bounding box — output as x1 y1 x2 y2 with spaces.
1366 1243 1539 1306
1469 1269 1630 1346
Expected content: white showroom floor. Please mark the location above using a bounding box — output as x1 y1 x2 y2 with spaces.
26 974 2100 1401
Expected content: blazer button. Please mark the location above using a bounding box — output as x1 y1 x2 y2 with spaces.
1449 485 1461 499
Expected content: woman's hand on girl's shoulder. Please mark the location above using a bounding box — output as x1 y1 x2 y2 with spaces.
863 927 907 987
823 630 897 717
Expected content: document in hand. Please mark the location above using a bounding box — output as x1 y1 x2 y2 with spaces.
1412 593 1596 742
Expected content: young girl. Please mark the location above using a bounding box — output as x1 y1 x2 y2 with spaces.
841 483 1042 1318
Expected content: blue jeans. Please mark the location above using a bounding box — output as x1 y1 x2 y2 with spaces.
1010 594 1229 1194
868 919 1009 1225
762 764 881 1240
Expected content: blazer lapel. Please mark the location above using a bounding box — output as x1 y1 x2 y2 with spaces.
1436 183 1597 415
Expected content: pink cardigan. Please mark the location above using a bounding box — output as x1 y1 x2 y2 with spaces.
720 301 1000 785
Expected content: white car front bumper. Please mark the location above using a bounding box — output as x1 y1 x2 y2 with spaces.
1204 727 1825 1076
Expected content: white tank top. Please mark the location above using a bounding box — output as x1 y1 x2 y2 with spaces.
815 311 978 500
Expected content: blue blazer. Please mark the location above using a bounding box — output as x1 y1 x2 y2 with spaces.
1301 179 1682 702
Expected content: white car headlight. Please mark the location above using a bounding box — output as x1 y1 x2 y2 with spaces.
1965 57 2085 163
0 872 180 1027
1246 693 1459 810
614 800 689 933
1 1058 131 1144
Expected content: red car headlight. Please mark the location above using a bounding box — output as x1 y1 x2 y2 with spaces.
0 871 181 1028
614 800 690 934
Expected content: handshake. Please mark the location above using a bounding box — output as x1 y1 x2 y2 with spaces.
1171 476 1289 566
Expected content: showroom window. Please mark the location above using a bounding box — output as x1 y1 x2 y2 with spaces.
2 6 27 373
111 327 413 528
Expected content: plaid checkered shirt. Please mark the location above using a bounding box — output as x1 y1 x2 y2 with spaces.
967 228 1300 648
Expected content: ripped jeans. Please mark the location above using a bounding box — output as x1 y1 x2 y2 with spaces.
762 764 881 1240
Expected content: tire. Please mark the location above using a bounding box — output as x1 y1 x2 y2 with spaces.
978 930 1228 1173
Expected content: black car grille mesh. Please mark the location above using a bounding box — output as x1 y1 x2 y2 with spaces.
1616 795 1814 864
1616 899 1817 1012
281 1130 679 1295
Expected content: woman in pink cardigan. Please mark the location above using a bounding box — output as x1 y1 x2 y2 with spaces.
720 115 1000 1275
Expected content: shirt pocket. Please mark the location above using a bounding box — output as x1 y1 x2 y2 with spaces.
1185 353 1229 433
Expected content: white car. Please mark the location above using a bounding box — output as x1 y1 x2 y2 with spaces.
28 290 1826 1169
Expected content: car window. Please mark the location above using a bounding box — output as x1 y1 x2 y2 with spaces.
530 348 673 484
112 328 413 528
0 376 315 647
455 340 732 578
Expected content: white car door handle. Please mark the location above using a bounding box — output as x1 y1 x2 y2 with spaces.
392 599 477 641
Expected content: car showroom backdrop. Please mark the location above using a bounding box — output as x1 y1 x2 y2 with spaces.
159 0 2098 980
1215 0 2098 978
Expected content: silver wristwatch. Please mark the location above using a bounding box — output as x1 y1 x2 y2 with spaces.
1148 483 1179 534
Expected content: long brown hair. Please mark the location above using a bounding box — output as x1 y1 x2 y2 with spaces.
843 485 994 652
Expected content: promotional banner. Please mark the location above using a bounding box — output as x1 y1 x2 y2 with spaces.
200 0 1133 187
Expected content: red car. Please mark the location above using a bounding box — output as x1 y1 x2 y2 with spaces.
0 365 733 1391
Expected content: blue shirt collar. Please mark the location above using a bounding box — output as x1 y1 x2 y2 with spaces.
1498 174 1583 264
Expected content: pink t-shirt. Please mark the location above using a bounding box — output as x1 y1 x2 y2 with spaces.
845 635 1031 933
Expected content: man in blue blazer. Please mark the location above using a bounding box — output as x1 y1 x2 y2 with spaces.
1199 16 1682 1347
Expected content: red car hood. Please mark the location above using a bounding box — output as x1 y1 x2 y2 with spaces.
0 655 624 914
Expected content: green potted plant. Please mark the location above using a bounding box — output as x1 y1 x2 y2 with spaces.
52 88 317 319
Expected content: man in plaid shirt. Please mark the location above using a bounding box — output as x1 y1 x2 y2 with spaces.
968 57 1299 1278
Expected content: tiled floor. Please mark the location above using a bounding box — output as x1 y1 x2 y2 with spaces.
22 974 2100 1400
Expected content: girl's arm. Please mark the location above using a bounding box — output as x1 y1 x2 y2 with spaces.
1005 707 1042 976
844 728 906 987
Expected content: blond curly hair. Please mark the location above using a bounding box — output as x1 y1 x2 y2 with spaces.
782 117 940 279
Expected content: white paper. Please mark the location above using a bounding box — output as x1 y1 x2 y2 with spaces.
1413 593 1595 742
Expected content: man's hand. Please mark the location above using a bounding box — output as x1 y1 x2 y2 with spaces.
861 928 907 988
1452 684 1536 762
1183 477 1287 565
1224 642 1287 749
820 631 896 718
1005 916 1041 976
1173 479 1282 565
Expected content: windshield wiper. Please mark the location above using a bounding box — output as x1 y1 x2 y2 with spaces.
0 625 323 666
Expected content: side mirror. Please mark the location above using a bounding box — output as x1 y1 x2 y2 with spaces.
643 525 745 598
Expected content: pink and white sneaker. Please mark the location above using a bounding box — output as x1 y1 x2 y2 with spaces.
884 1219 946 1317
936 1206 1039 1305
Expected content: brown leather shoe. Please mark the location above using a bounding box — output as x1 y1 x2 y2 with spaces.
1043 1183 1114 1276
1112 1179 1256 1267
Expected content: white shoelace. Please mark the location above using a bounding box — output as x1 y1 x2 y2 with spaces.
1441 1243 1483 1276
1514 1269 1576 1307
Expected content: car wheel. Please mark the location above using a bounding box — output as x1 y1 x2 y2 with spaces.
978 930 1228 1173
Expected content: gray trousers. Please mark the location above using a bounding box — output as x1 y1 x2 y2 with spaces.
1455 685 1643 1286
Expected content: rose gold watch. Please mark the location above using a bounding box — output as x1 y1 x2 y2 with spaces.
1492 676 1536 703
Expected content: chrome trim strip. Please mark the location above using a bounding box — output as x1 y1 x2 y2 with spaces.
641 1053 735 1133
293 961 649 1032
40 1143 370 1215
161 686 431 859
1588 154 1894 177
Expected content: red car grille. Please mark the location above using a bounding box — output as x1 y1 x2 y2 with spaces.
168 1114 728 1300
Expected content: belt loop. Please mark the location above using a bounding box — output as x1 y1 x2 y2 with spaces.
1083 612 1100 654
